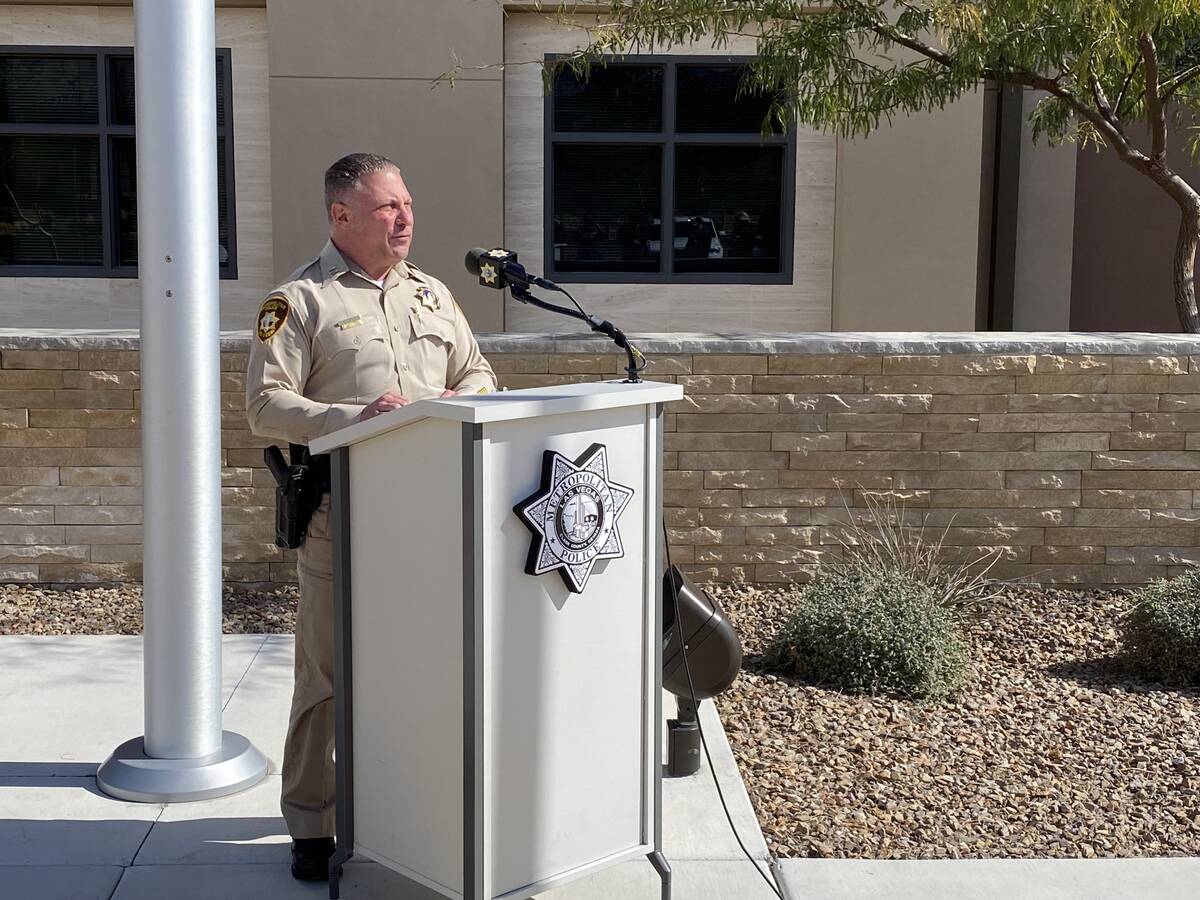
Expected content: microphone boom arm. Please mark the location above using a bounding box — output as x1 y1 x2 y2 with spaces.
509 282 644 384
509 282 588 324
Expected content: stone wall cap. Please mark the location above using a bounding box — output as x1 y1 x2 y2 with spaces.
4 329 1200 355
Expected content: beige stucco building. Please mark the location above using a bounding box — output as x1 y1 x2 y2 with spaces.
0 1 1192 335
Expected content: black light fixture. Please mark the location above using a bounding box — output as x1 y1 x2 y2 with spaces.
662 566 743 777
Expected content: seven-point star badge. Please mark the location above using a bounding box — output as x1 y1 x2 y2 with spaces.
514 443 635 593
480 262 498 285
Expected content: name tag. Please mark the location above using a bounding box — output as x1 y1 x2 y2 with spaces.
334 315 364 331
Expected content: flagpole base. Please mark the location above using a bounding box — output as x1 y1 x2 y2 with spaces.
97 731 268 803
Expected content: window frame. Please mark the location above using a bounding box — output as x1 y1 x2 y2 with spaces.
543 54 796 285
0 45 238 279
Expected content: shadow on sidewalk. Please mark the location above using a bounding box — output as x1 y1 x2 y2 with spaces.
0 761 101 780
0 815 293 867
0 769 294 867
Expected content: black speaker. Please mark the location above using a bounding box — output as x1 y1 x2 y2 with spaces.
662 566 743 776
662 566 742 700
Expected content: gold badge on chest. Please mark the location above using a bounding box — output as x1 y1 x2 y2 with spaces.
415 285 440 312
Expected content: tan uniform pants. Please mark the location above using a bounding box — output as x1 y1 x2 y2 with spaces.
281 494 336 838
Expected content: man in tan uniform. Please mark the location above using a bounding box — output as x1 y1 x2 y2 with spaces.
245 153 496 881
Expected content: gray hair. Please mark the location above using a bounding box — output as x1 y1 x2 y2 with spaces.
324 153 400 219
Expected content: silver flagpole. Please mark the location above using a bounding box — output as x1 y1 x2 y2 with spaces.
98 0 266 802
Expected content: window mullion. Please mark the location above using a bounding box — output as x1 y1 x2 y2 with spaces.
0 123 105 136
672 132 789 144
547 132 660 143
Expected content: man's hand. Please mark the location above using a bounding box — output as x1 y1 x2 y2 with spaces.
358 391 410 422
439 389 459 398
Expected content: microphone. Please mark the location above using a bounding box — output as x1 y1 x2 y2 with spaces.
464 247 549 291
464 245 645 383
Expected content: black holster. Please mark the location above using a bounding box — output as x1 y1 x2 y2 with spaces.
264 443 331 549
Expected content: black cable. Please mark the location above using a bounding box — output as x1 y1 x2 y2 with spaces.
543 279 590 319
662 519 785 900
546 282 648 377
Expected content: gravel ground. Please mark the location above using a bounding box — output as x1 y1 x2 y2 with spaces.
709 583 1200 859
4 580 1198 859
0 583 297 635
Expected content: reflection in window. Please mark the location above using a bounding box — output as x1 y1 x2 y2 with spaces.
674 146 783 274
553 145 662 273
547 58 793 282
0 135 103 266
0 49 236 276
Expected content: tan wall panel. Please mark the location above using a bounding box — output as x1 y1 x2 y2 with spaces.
832 91 986 331
1012 89 1075 332
266 0 496 79
265 77 504 331
0 5 274 330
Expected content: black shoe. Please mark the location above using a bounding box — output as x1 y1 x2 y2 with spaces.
290 836 335 882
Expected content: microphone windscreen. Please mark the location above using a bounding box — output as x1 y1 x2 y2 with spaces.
464 247 488 276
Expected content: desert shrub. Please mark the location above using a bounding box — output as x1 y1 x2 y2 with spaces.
1122 569 1200 685
823 490 1003 615
763 570 969 700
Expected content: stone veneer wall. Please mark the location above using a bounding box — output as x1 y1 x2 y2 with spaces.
4 331 1200 588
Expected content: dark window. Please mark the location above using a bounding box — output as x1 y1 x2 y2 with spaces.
676 65 779 134
674 145 784 274
553 145 662 273
553 65 664 133
0 47 237 278
546 57 794 284
0 135 103 266
0 55 98 124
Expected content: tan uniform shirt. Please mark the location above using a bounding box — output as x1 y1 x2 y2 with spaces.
246 240 497 446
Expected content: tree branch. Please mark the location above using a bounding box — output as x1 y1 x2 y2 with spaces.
1140 31 1167 164
1162 62 1200 100
869 21 954 68
1089 67 1125 137
1113 58 1140 118
1 178 61 262
864 16 1150 172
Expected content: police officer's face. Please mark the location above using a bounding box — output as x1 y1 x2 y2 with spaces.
331 167 414 274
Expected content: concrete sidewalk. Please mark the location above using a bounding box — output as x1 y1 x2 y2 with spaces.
0 635 781 900
5 636 1196 900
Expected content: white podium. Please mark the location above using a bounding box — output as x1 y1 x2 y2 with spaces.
309 380 683 900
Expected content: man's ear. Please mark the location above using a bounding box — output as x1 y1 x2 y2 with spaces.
330 201 350 229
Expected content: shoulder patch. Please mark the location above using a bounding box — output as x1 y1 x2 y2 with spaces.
256 295 291 342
